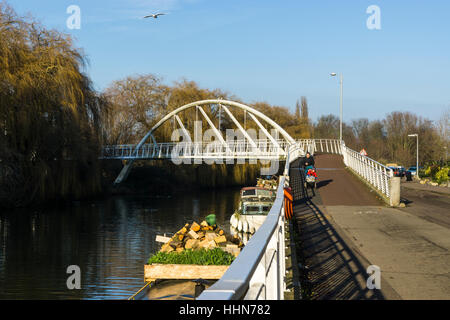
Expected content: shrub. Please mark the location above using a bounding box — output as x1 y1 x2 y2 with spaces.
435 167 449 185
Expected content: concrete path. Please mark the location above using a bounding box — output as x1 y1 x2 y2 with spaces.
290 154 450 300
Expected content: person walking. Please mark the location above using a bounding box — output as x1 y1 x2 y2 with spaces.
301 152 315 171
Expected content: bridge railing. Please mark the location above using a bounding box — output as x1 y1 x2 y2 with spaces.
296 139 393 198
297 139 343 155
197 144 304 300
100 139 291 160
341 144 393 198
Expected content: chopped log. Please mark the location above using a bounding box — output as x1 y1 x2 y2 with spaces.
155 235 171 244
190 222 201 232
214 235 227 244
160 243 174 253
145 264 229 281
199 239 216 249
205 232 216 241
200 220 208 227
188 230 199 239
185 239 199 250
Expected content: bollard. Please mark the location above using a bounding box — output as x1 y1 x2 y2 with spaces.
389 177 401 207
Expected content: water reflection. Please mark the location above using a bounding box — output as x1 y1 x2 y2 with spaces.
0 188 241 299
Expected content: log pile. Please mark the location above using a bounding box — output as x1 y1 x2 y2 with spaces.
256 177 278 190
158 220 243 257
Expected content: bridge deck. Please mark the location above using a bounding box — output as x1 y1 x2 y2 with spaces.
289 155 386 299
289 154 450 300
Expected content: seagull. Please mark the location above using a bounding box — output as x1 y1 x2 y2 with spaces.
143 13 166 19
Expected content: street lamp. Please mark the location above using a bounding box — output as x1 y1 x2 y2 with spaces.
330 72 343 141
408 134 419 177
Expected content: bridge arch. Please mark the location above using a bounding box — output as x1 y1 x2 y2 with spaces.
112 99 297 184
137 99 295 148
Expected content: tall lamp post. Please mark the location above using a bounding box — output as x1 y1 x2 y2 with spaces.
330 72 343 141
408 134 419 177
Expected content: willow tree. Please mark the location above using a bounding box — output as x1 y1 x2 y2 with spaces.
0 2 105 206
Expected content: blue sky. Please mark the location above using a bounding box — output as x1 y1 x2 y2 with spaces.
6 0 450 122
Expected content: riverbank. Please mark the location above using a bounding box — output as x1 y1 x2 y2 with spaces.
0 159 272 209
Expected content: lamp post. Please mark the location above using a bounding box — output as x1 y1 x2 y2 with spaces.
408 134 419 177
330 72 343 141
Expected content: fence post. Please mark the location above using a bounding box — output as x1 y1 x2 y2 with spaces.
389 177 401 207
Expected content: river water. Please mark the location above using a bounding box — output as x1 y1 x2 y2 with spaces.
0 188 241 299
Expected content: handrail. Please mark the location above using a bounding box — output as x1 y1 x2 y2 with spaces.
197 177 286 300
341 143 393 197
198 143 304 300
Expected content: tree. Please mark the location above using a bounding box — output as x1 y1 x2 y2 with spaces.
0 2 105 206
103 74 169 144
313 114 339 139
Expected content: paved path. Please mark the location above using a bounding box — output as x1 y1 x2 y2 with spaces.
290 154 450 300
313 154 383 206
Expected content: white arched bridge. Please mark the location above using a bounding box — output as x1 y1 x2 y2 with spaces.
103 100 304 184
101 99 393 198
102 100 397 300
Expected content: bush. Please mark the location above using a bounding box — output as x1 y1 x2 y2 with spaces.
435 167 449 185
428 165 440 178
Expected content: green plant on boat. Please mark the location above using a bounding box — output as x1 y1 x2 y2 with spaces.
148 248 235 266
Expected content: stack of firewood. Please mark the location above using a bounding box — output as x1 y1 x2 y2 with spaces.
158 220 243 257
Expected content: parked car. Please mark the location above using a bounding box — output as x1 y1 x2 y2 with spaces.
407 166 423 176
389 166 404 177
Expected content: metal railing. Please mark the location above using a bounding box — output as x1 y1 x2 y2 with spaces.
297 139 343 155
341 144 393 197
100 139 291 161
197 144 304 300
297 139 393 198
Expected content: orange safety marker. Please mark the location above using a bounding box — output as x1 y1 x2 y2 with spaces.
284 187 293 220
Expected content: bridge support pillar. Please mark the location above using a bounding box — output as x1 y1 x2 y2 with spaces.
114 160 135 185
389 177 401 207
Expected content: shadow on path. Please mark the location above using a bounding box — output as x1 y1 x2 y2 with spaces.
289 160 385 300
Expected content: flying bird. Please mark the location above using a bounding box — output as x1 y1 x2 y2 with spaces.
143 13 166 19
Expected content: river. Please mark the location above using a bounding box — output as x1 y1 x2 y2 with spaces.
0 188 241 299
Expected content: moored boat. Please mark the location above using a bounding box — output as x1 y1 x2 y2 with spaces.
230 184 277 234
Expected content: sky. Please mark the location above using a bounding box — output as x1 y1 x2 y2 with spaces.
5 0 450 123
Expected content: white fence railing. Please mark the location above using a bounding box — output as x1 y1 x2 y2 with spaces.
297 139 393 198
100 139 290 160
197 144 304 300
341 144 393 198
297 139 343 155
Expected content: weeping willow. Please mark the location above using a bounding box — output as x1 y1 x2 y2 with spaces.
0 3 106 207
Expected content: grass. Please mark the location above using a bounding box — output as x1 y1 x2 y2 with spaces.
148 248 235 266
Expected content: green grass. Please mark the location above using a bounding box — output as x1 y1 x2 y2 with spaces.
148 248 235 266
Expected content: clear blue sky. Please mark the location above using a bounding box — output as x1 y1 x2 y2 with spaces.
6 0 450 122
